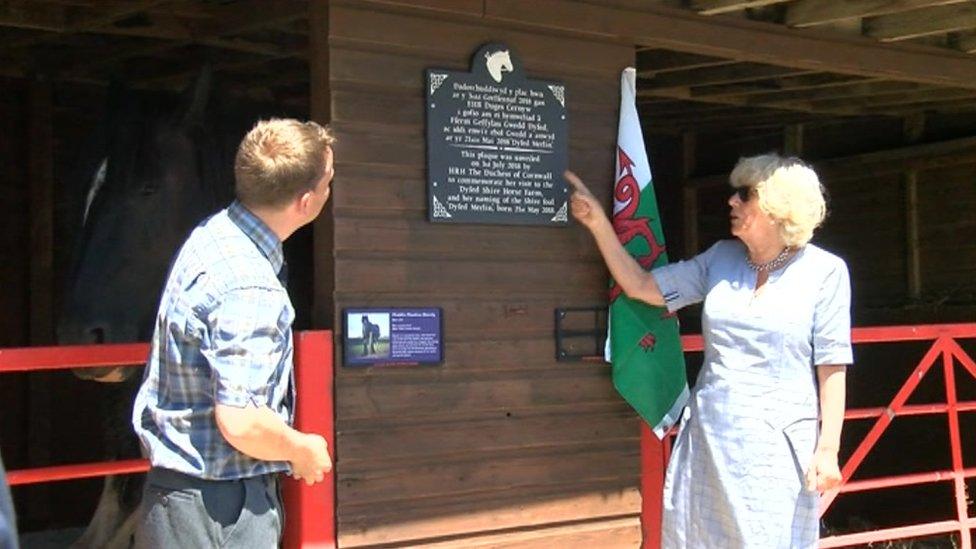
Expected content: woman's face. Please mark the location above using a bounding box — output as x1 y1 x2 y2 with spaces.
728 186 777 243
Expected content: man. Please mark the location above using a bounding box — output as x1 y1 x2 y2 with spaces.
0 453 18 549
132 119 335 548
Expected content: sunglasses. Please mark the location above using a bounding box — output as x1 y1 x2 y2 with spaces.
733 186 755 202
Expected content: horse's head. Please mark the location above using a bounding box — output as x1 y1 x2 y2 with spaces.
57 69 232 381
485 49 513 83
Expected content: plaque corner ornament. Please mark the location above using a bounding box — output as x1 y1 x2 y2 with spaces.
429 72 449 96
547 84 566 108
432 196 453 218
551 201 568 223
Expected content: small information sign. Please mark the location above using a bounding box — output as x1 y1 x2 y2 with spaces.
343 308 444 367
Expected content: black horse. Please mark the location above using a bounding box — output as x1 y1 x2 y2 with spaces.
361 315 380 355
55 69 253 548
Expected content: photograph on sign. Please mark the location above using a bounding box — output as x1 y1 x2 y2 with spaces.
343 308 443 367
426 42 568 226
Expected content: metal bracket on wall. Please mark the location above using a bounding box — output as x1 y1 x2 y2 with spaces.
554 306 608 362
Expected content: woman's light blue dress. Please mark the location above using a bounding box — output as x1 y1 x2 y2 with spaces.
652 239 853 549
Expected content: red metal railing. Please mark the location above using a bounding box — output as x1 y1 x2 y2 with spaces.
0 331 336 548
641 323 976 549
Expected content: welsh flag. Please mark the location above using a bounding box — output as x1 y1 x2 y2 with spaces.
607 68 688 438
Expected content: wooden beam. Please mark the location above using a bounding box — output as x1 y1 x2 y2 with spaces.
636 49 731 75
808 87 976 110
641 63 812 90
641 83 875 118
0 0 171 53
951 30 976 53
742 79 915 104
652 109 834 133
691 0 791 16
0 3 67 32
691 74 872 99
483 0 976 90
786 0 968 28
864 3 976 41
689 133 976 188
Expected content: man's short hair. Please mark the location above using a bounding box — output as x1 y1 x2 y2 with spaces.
234 119 336 208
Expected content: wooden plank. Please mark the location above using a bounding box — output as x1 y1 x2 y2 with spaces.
28 81 54 344
484 0 976 90
786 0 969 28
692 0 792 16
338 0 485 15
337 448 637 506
340 412 639 468
338 487 640 547
338 373 620 421
410 517 640 548
864 3 976 41
329 46 620 109
331 3 630 78
334 218 602 262
335 258 606 295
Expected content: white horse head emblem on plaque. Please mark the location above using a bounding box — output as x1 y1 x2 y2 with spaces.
485 49 513 83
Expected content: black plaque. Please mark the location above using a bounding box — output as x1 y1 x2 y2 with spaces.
426 43 568 225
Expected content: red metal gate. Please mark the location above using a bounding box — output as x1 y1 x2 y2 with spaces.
641 323 976 548
0 330 335 548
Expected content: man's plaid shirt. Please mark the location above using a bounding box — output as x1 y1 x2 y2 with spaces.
132 200 295 480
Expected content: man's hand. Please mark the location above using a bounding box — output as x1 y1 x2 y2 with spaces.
806 447 842 491
291 433 332 486
564 170 608 230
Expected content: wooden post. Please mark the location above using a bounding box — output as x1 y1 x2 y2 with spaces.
26 78 55 527
903 114 924 300
682 132 698 258
310 0 335 330
784 123 804 156
28 80 54 344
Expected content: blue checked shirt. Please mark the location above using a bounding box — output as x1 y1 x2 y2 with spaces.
132 200 295 480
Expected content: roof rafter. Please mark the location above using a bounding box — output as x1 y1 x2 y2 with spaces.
484 0 976 90
786 0 968 28
864 3 976 41
690 0 792 16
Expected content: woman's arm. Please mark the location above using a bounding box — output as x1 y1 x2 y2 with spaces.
564 170 664 306
808 364 847 491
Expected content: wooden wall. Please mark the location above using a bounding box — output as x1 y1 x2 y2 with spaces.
0 77 31 480
311 1 640 546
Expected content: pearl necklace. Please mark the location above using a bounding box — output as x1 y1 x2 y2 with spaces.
747 246 795 272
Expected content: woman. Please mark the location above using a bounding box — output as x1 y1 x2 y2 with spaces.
565 153 850 548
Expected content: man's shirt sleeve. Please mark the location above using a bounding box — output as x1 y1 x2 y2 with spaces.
200 286 290 408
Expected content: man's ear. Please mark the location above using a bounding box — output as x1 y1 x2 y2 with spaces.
297 190 313 214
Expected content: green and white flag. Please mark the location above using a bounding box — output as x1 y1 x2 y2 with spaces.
606 68 688 438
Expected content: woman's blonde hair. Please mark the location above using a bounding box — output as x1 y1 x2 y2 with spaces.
729 153 827 247
234 118 336 208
